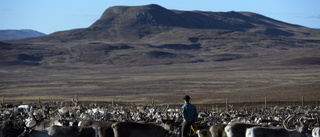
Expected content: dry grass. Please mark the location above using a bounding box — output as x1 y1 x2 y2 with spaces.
1 50 319 106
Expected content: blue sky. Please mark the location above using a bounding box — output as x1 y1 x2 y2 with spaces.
1 0 319 34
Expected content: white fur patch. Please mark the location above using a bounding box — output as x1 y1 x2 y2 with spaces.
93 127 98 137
25 117 36 128
46 126 55 136
52 120 63 126
245 127 254 137
224 125 232 137
78 121 82 127
313 127 320 137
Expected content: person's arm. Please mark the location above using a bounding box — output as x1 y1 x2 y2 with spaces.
193 106 198 122
182 105 187 122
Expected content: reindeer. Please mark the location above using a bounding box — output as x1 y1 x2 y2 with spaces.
245 126 290 137
112 121 171 137
1 120 24 137
18 125 98 137
224 123 270 137
98 126 114 137
197 129 212 137
32 118 63 130
245 126 308 137
209 124 227 137
244 114 308 137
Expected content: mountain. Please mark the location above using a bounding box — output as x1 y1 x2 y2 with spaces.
2 4 319 66
0 29 46 41
37 4 315 42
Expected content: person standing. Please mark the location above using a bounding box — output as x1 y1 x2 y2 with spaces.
181 95 198 137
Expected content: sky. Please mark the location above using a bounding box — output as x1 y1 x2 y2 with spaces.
1 0 320 35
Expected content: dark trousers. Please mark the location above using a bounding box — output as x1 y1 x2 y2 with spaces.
181 122 192 137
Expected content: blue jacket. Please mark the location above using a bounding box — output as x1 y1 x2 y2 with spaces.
181 102 198 123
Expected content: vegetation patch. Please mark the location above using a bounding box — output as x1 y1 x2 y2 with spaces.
147 51 177 58
157 44 201 50
17 54 43 61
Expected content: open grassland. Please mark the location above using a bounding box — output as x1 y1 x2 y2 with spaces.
1 51 319 107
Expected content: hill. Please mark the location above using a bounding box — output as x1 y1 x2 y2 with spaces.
31 4 318 42
2 4 320 66
0 29 46 41
0 4 319 104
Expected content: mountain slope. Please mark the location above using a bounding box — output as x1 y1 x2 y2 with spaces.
1 4 320 66
35 4 318 43
0 29 46 41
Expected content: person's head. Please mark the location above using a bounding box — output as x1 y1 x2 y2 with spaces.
183 95 190 103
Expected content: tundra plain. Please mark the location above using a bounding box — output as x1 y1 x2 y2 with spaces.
1 49 319 106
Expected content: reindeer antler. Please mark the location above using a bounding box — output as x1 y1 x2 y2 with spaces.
71 95 79 107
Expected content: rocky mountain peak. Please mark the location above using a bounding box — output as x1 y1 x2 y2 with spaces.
90 4 177 28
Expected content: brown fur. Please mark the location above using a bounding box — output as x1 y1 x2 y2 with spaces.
287 129 308 137
98 126 114 137
210 124 227 137
112 122 169 137
47 125 97 137
18 129 50 137
1 120 24 137
197 129 212 137
18 126 98 137
78 120 113 127
32 118 61 130
78 120 114 137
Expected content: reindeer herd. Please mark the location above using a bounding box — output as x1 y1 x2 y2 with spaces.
0 97 319 137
